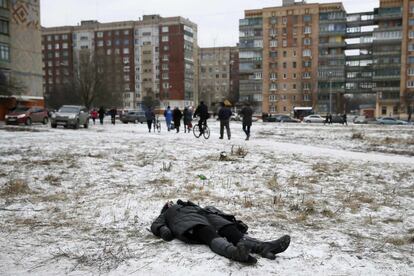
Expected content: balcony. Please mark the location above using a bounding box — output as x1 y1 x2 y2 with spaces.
319 41 346 48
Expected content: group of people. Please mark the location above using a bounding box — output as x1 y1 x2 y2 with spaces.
90 107 106 125
324 113 348 126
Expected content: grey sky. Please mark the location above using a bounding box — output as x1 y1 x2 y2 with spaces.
41 0 379 47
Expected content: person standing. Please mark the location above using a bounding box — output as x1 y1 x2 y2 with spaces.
98 106 105 125
240 103 253 140
173 107 183 133
194 101 209 134
183 107 193 133
109 108 117 125
164 106 173 131
342 113 348 126
145 107 155 132
91 109 98 125
328 113 333 125
218 101 232 140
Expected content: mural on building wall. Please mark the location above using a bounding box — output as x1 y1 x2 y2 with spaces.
11 0 40 29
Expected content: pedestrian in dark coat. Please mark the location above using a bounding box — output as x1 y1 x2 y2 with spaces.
328 113 333 124
98 106 105 125
183 107 193 133
109 108 117 125
240 103 253 140
342 113 348 126
145 108 155 132
172 107 183 133
193 101 209 133
151 200 290 264
218 101 232 140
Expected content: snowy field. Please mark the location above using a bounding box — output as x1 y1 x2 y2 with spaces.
0 119 413 275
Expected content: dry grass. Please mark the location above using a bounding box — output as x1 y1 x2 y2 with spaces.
267 174 279 191
0 179 31 196
231 145 248 158
44 175 61 186
351 132 364 140
385 235 414 246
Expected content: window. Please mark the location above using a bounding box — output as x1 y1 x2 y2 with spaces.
283 51 287 57
270 72 277 80
303 49 311 57
381 106 387 115
270 40 277 47
303 15 312 22
408 80 414 88
62 43 68 49
270 17 277 25
162 26 169 32
124 30 129 35
254 72 262 79
303 72 311 79
283 73 287 79
408 68 414 76
0 20 9 35
293 73 297 79
293 62 297 68
162 35 169 42
282 40 287 47
303 38 311 45
304 26 311 34
106 49 112 55
282 17 287 25
269 95 277 101
106 40 112 46
97 40 103 47
283 62 287 69
0 0 9 9
55 43 60 50
97 32 103 38
0 43 10 61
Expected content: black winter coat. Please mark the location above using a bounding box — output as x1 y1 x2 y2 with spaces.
240 106 253 126
218 107 232 121
173 109 182 126
194 104 209 120
151 200 248 244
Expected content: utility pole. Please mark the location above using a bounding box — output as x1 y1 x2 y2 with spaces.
329 71 332 114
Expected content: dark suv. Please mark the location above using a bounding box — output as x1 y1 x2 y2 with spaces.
50 105 90 129
5 106 49 125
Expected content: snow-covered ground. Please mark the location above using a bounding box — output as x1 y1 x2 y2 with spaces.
0 119 413 275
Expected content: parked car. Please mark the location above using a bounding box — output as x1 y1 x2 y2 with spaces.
331 115 345 124
275 115 300 123
376 117 408 125
120 110 146 124
303 114 325 123
5 106 49 125
230 114 241 121
353 116 368 124
263 114 284 122
50 105 90 129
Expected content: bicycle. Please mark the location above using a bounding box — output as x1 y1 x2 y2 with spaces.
153 116 161 133
193 120 210 139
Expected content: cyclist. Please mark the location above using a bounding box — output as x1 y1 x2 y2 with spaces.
193 101 209 133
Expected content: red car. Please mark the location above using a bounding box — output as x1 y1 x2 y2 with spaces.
5 106 49 125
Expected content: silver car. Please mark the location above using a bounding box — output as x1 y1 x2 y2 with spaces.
50 105 90 129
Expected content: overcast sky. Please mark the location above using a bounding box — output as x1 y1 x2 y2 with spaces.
40 0 379 47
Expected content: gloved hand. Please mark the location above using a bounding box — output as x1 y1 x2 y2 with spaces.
159 226 173 241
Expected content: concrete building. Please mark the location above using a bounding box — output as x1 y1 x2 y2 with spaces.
198 46 239 111
240 0 414 119
42 15 198 110
0 0 43 120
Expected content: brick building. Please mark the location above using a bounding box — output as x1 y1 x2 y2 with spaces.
42 15 198 110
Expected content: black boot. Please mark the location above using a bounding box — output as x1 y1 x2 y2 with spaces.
210 237 257 264
241 235 290 260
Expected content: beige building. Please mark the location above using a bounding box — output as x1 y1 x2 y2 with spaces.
198 47 238 110
0 0 43 120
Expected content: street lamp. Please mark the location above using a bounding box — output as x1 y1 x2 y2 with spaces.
328 71 333 114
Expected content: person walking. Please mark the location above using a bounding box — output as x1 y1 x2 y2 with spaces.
218 101 232 140
183 107 193 133
91 109 98 125
240 103 253 140
328 113 333 124
172 107 183 133
164 106 173 131
194 101 209 134
151 200 291 264
98 106 105 125
145 107 155 132
109 108 117 125
342 113 348 126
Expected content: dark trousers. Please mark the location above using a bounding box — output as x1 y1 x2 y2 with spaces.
198 119 207 133
147 120 152 131
193 224 244 246
92 118 96 124
220 119 231 139
242 123 251 137
99 117 104 125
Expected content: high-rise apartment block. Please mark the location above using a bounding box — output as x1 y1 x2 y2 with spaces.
42 15 198 110
239 0 414 119
198 47 239 110
0 0 43 119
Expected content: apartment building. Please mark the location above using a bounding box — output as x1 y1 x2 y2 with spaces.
0 0 43 119
239 0 414 118
198 46 239 110
42 15 198 110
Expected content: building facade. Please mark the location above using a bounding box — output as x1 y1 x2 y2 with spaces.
0 0 43 119
239 0 414 119
198 46 239 111
42 15 198 110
